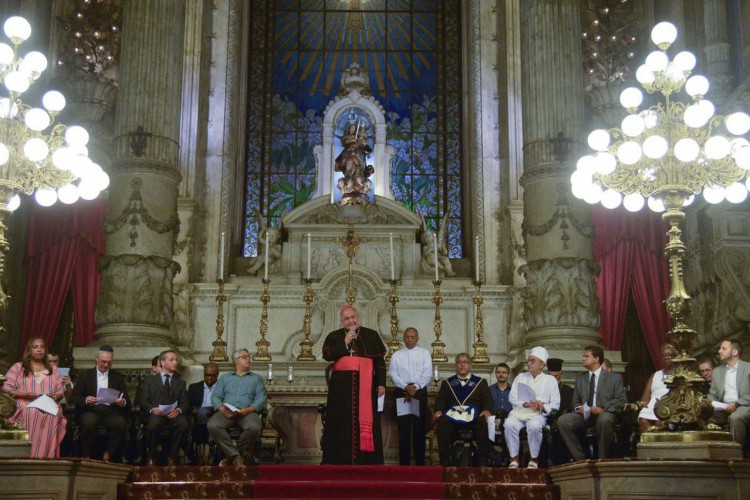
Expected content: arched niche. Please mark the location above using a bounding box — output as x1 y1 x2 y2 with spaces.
312 63 394 202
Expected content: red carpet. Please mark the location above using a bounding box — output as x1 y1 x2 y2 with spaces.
120 464 559 499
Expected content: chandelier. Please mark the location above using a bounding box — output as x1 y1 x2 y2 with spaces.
573 21 750 434
0 15 109 310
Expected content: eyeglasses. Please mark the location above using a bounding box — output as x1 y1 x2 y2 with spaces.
236 355 250 360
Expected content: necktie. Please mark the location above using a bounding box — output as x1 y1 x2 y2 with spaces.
460 378 468 383
160 374 172 404
587 373 595 407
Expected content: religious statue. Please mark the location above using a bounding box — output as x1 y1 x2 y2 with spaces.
246 210 283 276
420 211 455 277
335 119 374 206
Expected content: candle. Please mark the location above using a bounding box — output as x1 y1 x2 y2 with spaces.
287 365 294 383
267 363 273 381
307 233 312 280
433 232 439 281
475 236 480 282
264 231 270 280
219 232 225 280
389 233 395 281
433 365 440 382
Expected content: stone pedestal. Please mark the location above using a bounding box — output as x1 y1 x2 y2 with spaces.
0 429 30 457
637 430 742 459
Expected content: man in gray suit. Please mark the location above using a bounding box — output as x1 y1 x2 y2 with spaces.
709 339 750 454
557 345 627 460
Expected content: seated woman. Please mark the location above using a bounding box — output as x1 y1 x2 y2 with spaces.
636 343 677 433
2 337 67 458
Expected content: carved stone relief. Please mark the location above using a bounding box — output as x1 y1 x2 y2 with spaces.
521 258 600 330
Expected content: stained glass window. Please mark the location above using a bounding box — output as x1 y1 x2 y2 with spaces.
244 0 463 257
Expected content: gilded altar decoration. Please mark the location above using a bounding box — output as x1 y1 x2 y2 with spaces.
335 117 374 206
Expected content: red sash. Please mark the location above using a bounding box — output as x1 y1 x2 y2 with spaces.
333 356 375 452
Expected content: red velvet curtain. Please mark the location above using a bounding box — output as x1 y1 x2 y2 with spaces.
21 199 107 354
592 205 672 368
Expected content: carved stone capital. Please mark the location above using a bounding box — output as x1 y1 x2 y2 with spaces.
521 257 600 333
95 254 181 345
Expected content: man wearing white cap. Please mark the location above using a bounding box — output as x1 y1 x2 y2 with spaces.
504 346 560 469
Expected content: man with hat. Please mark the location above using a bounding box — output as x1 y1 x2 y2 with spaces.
504 346 560 468
71 345 131 462
546 357 574 413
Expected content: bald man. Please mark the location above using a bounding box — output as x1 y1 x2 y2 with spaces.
322 305 387 465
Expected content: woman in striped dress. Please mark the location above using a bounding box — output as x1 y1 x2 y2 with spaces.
3 337 67 458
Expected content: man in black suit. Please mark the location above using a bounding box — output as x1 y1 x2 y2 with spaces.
433 353 494 466
140 350 189 465
557 345 627 460
71 345 131 462
187 362 219 461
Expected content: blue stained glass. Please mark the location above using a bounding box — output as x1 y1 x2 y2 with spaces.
245 1 463 257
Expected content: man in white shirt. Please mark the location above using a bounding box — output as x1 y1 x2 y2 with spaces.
709 339 750 455
388 327 432 465
504 346 560 469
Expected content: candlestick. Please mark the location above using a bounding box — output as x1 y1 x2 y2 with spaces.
219 232 225 280
385 279 402 362
433 232 439 281
389 233 395 281
297 278 316 361
474 235 480 282
209 279 229 362
253 278 272 361
471 280 489 363
264 231 270 280
431 279 447 362
307 233 312 280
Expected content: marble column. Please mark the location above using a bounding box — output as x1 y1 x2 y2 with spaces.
94 0 185 346
519 1 600 351
702 0 732 105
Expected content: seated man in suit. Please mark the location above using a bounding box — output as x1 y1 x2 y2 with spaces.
433 353 493 466
557 345 627 460
709 339 750 455
187 362 220 461
208 348 267 466
71 345 130 462
140 350 189 465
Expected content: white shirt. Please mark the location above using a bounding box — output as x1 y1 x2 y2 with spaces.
509 371 560 418
388 345 432 390
202 383 215 407
724 362 739 403
97 369 109 391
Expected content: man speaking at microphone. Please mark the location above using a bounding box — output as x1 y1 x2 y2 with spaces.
322 305 387 464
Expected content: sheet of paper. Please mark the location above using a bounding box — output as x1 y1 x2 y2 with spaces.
27 394 58 415
396 397 420 417
96 387 121 405
223 402 240 413
57 367 70 377
377 394 385 412
159 401 178 413
487 415 496 442
711 401 728 410
517 382 537 402
583 402 591 421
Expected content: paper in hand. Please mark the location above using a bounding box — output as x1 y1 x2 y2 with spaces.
28 394 59 415
517 382 537 402
159 401 178 413
96 387 121 405
223 402 241 413
487 415 496 442
377 394 385 412
396 397 420 417
711 401 728 410
583 402 592 421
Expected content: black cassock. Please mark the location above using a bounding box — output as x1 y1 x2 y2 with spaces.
322 326 386 464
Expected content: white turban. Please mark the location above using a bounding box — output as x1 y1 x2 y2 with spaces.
529 346 549 365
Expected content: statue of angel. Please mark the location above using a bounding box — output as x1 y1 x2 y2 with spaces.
420 210 455 277
247 209 283 276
